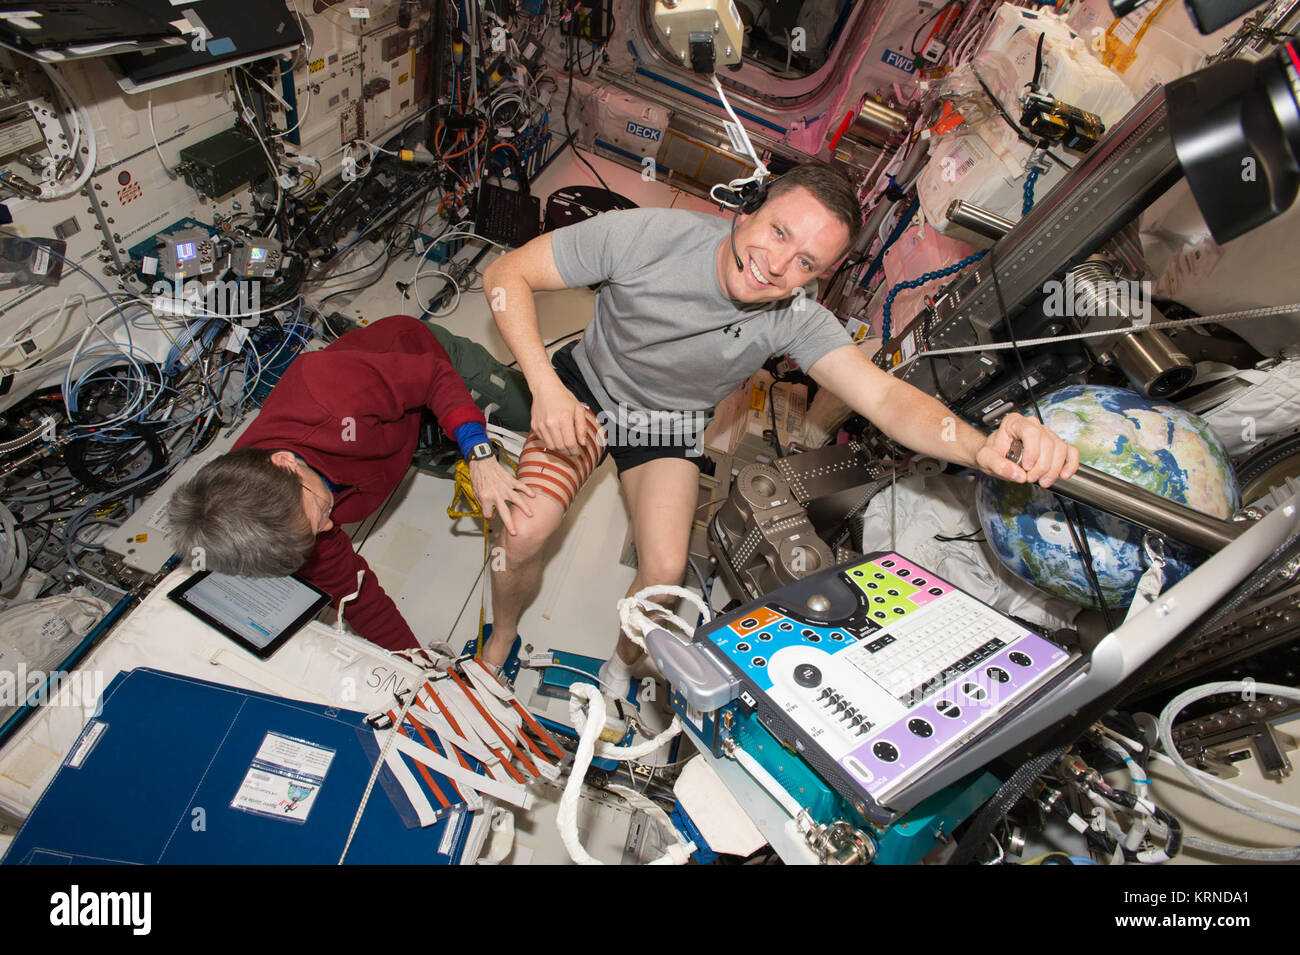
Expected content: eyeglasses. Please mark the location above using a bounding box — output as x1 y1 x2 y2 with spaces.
300 482 332 531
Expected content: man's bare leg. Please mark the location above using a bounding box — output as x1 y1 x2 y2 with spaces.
482 491 568 667
600 457 700 688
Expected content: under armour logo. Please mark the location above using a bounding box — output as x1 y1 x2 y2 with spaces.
722 324 742 338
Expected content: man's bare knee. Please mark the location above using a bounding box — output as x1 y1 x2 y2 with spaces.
636 550 687 588
498 516 553 566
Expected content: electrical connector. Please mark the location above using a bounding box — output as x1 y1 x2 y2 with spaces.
526 651 554 668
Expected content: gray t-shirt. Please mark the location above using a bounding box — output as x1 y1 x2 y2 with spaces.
550 208 850 438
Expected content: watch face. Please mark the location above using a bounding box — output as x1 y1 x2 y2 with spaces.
469 442 494 460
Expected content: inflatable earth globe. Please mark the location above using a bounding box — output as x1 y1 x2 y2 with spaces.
975 385 1239 610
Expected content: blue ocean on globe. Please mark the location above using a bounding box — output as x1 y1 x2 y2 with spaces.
975 385 1239 610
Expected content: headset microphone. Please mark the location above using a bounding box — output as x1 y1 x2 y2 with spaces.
729 179 770 272
730 209 744 271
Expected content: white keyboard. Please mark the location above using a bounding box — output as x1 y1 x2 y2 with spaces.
842 591 1027 701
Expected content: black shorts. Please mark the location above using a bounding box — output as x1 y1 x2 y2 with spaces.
551 341 702 476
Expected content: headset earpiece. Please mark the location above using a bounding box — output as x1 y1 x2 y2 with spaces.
729 174 778 272
737 179 768 214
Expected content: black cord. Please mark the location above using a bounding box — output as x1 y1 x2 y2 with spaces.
564 34 611 191
949 744 1070 865
316 248 398 308
503 329 585 368
911 4 946 56
1031 33 1046 92
973 71 1072 171
766 382 784 457
986 244 1116 630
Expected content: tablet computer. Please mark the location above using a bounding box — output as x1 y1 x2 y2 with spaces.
168 571 331 659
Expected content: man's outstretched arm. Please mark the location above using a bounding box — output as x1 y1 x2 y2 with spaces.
808 344 1079 486
482 234 592 457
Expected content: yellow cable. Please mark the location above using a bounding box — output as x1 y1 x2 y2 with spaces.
1103 0 1173 72
446 443 519 658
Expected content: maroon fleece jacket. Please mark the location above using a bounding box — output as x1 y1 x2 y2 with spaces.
234 315 484 649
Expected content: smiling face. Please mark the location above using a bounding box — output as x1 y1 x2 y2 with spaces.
715 185 853 305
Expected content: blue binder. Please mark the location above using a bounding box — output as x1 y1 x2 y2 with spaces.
2 668 473 865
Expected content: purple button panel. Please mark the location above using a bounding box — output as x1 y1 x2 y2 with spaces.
839 632 1071 800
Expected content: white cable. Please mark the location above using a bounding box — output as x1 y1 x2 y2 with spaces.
358 139 401 157
37 63 96 199
1158 681 1300 841
555 682 692 865
147 98 178 178
414 267 463 317
1181 833 1300 862
1150 750 1300 820
272 0 313 140
888 304 1300 376
1094 735 1153 855
1097 722 1300 822
708 73 770 207
404 231 505 315
566 688 683 760
273 77 312 141
0 293 107 353
127 292 303 322
232 70 284 221
616 584 712 655
0 501 27 592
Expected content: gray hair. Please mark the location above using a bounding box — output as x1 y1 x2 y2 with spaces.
167 447 317 576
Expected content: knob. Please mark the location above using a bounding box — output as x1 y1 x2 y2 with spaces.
806 593 831 613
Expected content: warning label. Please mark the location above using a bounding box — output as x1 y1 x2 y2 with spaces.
118 181 143 205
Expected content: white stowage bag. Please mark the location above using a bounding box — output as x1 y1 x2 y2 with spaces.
1197 358 1300 457
0 588 109 678
858 472 1080 631
581 87 670 160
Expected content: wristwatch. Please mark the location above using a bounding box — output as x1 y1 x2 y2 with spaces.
467 441 495 462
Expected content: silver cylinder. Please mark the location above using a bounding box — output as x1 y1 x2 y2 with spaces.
853 199 897 258
946 200 1014 239
1110 329 1195 399
1052 465 1244 552
1069 261 1126 317
849 99 909 147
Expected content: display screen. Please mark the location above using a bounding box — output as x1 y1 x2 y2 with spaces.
168 571 329 658
175 241 197 262
250 246 267 262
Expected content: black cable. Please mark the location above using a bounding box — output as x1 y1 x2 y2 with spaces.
301 239 393 286
986 243 1116 631
316 248 398 308
949 744 1070 865
563 34 611 191
972 71 1072 170
911 4 946 56
766 380 784 457
503 329 584 368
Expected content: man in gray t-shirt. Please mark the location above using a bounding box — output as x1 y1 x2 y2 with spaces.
479 163 1078 684
554 205 851 445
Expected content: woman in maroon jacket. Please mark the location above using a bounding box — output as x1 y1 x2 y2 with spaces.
168 316 533 651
